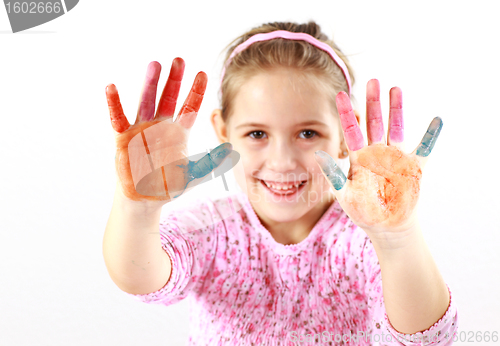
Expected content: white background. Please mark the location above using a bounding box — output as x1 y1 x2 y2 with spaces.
1 0 499 345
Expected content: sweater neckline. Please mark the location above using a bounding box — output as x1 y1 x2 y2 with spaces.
240 192 343 256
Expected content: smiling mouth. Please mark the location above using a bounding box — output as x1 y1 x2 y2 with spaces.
258 179 307 195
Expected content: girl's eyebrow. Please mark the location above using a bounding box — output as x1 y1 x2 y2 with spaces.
235 122 269 129
235 120 327 129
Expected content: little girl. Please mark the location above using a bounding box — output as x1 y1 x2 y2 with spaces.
103 21 458 345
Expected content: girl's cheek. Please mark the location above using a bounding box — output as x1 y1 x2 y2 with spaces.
308 155 336 193
308 158 325 178
231 153 251 194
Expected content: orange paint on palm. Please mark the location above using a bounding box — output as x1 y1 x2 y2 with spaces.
347 145 422 227
114 120 172 202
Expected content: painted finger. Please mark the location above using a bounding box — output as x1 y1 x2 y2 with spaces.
413 117 443 157
314 150 347 193
136 142 234 198
187 142 233 181
366 79 384 144
136 61 162 123
388 87 404 147
156 57 185 120
176 72 208 128
106 84 130 133
336 92 365 152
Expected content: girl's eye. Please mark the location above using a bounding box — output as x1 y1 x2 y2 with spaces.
247 130 317 140
299 130 317 139
248 131 267 139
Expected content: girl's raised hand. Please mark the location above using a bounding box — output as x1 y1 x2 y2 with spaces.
315 79 442 235
106 59 232 204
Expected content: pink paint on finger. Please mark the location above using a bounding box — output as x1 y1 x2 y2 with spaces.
388 87 404 144
336 92 364 151
366 79 384 144
138 61 162 122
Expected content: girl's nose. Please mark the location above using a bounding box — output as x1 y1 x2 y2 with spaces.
265 140 297 173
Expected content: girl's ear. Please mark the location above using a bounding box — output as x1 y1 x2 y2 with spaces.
210 109 229 143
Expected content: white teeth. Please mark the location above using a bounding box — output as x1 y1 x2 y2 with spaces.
262 180 305 191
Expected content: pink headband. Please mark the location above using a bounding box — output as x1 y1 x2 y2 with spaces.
220 30 352 95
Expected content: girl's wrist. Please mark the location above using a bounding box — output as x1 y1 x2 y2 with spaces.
113 181 166 215
364 220 423 253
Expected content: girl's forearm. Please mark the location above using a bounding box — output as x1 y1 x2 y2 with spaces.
102 183 172 295
370 222 450 334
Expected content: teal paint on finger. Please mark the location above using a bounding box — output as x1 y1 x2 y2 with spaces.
185 143 232 180
174 142 234 198
416 117 443 157
134 143 237 198
315 150 346 190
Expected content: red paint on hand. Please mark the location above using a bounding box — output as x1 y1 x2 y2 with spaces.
156 57 185 119
366 79 384 144
388 87 404 144
106 84 130 133
177 72 208 129
336 91 364 151
179 72 208 115
138 62 162 122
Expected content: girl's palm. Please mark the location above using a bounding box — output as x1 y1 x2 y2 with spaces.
316 80 442 233
106 59 231 203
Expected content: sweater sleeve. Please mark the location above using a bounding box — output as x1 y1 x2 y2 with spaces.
362 236 459 345
124 198 219 306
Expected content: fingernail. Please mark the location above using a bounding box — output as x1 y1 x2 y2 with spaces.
106 84 117 94
315 150 346 190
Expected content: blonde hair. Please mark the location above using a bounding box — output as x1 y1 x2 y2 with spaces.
220 21 355 122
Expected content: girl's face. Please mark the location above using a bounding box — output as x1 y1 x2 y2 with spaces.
213 68 345 226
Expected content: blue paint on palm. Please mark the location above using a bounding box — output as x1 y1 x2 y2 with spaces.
416 117 443 157
315 151 347 191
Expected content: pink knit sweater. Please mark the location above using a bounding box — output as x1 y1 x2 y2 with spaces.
127 192 458 345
